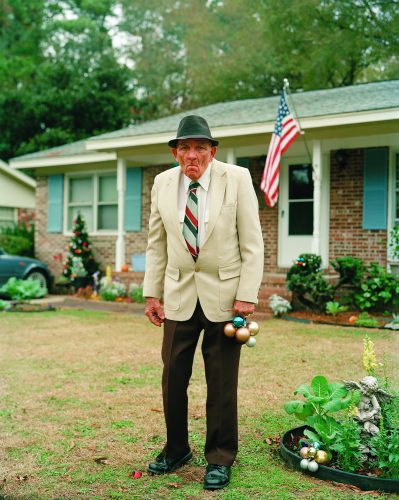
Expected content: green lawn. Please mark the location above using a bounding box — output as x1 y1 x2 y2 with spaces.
0 309 398 499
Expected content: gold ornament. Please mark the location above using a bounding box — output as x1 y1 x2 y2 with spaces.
299 447 309 459
307 446 317 458
315 450 329 464
223 323 237 338
247 321 259 336
235 327 251 343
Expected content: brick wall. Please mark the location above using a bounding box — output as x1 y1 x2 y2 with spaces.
17 208 35 225
329 148 387 266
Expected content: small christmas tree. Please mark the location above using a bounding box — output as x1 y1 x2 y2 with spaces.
63 213 100 280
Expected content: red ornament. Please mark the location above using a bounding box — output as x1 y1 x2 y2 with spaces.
83 242 87 247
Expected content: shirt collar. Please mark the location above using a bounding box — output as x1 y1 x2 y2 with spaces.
183 163 212 193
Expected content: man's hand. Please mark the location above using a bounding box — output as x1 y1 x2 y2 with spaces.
145 297 165 327
233 300 255 317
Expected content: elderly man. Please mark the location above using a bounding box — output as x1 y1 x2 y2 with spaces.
143 115 264 490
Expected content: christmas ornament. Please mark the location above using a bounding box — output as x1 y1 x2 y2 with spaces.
300 459 309 470
307 460 319 472
223 323 236 338
223 315 261 347
246 336 256 347
247 321 259 336
315 450 329 464
232 316 246 328
313 441 321 450
299 447 309 459
307 446 317 458
235 327 251 343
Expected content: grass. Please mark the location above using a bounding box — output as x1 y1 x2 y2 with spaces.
0 308 398 499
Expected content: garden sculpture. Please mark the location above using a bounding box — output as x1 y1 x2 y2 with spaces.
344 376 392 436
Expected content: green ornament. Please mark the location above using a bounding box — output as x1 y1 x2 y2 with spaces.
232 316 246 328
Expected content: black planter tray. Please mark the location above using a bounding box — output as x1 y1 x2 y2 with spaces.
280 425 399 493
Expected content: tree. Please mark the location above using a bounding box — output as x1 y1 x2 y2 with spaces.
0 0 135 160
63 213 99 280
119 0 399 120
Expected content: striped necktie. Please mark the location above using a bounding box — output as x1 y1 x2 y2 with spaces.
183 181 200 260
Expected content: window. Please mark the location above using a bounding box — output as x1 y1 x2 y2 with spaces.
66 173 117 232
0 207 16 229
288 164 313 235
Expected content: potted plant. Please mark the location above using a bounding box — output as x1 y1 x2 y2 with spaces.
389 224 399 276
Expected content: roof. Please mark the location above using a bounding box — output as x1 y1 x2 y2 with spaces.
10 79 399 164
0 160 36 188
89 80 399 142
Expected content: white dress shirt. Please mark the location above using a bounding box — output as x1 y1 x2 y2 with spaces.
178 163 211 249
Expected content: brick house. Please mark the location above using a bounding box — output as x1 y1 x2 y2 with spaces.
0 160 36 229
9 80 399 309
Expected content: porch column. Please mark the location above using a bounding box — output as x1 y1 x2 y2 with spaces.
311 140 322 255
116 157 126 271
226 148 236 165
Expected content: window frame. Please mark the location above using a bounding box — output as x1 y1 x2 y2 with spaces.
63 170 118 236
0 206 17 229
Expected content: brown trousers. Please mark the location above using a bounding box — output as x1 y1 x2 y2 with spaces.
161 302 242 466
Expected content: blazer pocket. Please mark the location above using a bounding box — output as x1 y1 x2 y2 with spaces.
218 261 241 280
164 265 180 310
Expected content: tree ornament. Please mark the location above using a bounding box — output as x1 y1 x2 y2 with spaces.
300 459 309 470
247 321 259 336
307 460 319 472
299 447 309 459
315 450 329 464
313 441 322 450
235 326 251 343
307 447 317 458
246 336 256 347
232 316 246 328
223 323 237 338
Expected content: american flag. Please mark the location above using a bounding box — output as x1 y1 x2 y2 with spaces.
260 91 300 207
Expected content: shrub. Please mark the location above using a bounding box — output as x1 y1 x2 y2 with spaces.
99 281 126 301
128 283 145 303
354 312 379 328
0 235 32 256
354 263 399 312
0 222 34 256
0 277 47 300
268 294 291 316
330 256 365 287
286 254 334 311
325 301 348 316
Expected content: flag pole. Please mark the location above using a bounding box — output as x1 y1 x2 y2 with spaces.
283 78 313 168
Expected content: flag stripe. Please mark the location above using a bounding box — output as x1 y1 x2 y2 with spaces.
260 91 300 207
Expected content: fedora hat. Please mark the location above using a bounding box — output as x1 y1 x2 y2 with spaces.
168 115 219 148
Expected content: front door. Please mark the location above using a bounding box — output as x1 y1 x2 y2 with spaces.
278 160 315 267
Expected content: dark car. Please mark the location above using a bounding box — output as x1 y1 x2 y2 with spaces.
0 248 53 291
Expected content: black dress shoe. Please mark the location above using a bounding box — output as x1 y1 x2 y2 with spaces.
147 449 192 475
203 464 231 490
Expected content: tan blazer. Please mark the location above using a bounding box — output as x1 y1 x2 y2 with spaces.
143 159 264 322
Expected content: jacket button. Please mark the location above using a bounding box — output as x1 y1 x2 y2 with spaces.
195 266 200 272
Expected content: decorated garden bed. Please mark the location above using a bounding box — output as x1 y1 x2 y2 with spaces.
282 311 391 329
280 425 399 493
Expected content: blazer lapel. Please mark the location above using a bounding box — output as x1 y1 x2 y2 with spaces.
166 167 188 251
202 160 227 248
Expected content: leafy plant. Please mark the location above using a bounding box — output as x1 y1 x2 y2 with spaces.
354 263 399 312
330 256 365 288
388 224 399 262
268 294 291 316
330 411 362 473
128 283 145 303
286 254 334 312
0 277 47 300
325 301 348 316
0 222 34 256
99 281 126 301
354 312 379 328
384 313 399 330
284 375 360 453
370 413 399 478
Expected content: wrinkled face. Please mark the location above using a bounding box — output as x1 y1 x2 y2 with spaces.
172 139 217 181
